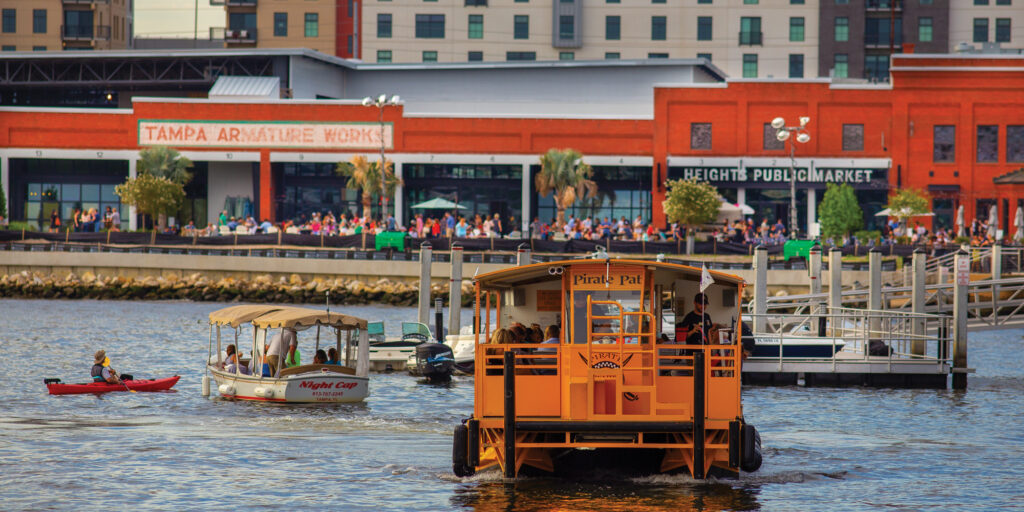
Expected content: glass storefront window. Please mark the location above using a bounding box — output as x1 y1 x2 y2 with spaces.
42 184 60 201
101 184 118 202
535 166 651 225
63 184 81 202
10 158 129 229
82 184 100 201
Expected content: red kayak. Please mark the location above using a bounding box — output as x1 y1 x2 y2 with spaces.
45 376 181 395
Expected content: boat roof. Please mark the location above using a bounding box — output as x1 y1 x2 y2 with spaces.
208 305 288 327
474 258 746 288
251 307 368 330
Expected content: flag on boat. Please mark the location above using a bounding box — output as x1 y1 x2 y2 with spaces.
700 263 714 292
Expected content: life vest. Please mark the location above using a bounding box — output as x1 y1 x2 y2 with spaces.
91 364 105 382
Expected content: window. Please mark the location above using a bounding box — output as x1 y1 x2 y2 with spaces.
1008 126 1024 162
32 46 46 51
834 53 848 78
606 16 620 40
507 51 536 61
304 13 319 37
274 12 287 37
651 16 666 41
514 15 528 39
648 52 669 58
64 10 93 38
843 124 864 151
514 0 527 2
836 0 849 3
866 17 902 45
377 50 392 63
560 51 574 60
918 17 932 42
465 0 488 5
653 0 666 3
974 0 988 4
468 51 483 61
605 52 620 59
744 0 758 3
2 9 14 34
607 0 621 3
229 12 256 31
978 125 999 162
974 18 988 43
835 17 849 42
743 54 758 78
468 14 483 39
790 17 804 42
920 0 932 3
996 18 1011 43
865 55 889 81
934 126 956 162
791 0 805 3
422 50 438 62
378 14 392 38
691 123 712 150
789 54 804 78
416 14 445 38
764 123 784 150
33 9 45 34
740 17 762 45
1 45 14 51
697 17 712 41
559 15 574 39
996 0 1011 4
697 52 712 61
698 0 711 3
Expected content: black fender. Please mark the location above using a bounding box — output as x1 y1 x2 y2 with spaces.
741 423 763 473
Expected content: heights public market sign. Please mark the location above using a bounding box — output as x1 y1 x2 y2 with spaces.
137 120 393 149
675 165 881 185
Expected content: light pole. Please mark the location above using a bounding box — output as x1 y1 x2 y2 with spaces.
771 116 811 239
362 94 400 224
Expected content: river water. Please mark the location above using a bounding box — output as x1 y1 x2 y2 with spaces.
1 299 1022 511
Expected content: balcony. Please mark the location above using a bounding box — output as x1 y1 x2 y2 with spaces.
224 28 257 43
864 34 903 47
63 0 109 4
209 0 258 5
62 24 111 41
738 31 762 46
866 0 901 11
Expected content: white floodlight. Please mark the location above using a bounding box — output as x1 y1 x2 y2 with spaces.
362 97 373 106
771 117 786 130
799 116 810 127
390 95 401 105
378 94 387 104
776 130 791 142
796 132 811 143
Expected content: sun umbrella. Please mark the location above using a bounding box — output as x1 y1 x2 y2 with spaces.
410 197 466 210
956 205 965 238
988 204 999 238
1014 206 1024 243
874 208 892 217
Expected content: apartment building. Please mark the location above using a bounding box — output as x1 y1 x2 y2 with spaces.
0 0 132 52
948 0 1022 53
217 0 355 57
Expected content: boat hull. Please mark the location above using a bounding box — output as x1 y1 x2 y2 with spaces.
750 338 846 358
369 342 418 372
46 376 180 395
209 366 368 403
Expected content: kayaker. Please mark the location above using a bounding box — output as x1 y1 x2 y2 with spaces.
91 350 122 384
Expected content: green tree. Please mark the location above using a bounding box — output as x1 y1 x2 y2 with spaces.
115 173 186 231
535 148 597 228
885 188 931 232
139 146 193 185
336 155 401 220
818 183 863 242
663 178 721 253
0 176 7 220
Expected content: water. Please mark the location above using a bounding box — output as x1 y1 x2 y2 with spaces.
1 299 1023 511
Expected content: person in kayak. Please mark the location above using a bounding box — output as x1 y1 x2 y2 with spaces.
91 350 122 384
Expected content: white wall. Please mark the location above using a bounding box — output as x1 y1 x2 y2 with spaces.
207 161 254 226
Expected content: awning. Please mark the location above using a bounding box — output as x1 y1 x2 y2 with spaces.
208 305 287 328
410 197 466 209
208 75 281 100
993 169 1024 184
251 307 368 330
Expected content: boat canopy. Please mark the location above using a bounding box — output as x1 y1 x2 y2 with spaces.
474 258 746 289
251 307 368 330
208 305 287 328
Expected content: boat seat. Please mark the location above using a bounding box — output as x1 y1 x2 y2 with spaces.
277 364 356 377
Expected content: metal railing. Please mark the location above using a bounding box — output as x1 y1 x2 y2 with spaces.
61 25 111 41
224 28 257 42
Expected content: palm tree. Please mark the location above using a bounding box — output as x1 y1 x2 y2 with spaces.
535 148 597 228
137 146 192 230
336 155 402 220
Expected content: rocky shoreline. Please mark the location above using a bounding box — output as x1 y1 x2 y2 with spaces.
0 271 473 307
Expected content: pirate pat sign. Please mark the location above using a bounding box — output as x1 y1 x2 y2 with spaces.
571 266 644 291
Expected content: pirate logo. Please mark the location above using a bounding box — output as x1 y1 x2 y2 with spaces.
578 352 634 369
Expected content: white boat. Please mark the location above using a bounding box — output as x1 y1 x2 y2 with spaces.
369 321 434 372
205 305 370 403
446 327 477 374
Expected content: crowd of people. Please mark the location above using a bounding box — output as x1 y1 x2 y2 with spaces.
48 206 121 233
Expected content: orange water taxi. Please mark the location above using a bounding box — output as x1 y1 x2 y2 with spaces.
452 258 762 479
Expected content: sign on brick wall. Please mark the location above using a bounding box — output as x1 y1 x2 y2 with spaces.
138 120 393 149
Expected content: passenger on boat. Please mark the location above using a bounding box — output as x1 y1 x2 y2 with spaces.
223 344 251 375
528 324 544 343
532 325 560 375
509 324 528 343
265 328 297 376
676 293 720 345
91 350 121 384
486 328 515 375
326 347 339 365
313 349 327 365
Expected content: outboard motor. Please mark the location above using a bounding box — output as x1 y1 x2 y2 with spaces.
416 342 454 382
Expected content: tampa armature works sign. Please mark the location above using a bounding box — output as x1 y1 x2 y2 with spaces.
138 120 393 149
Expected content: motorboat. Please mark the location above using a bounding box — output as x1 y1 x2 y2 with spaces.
412 342 455 382
663 312 846 359
369 321 434 372
205 305 370 403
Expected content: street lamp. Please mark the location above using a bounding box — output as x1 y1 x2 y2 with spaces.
362 94 400 222
771 116 811 239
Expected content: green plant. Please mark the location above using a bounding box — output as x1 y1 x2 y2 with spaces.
663 178 721 230
115 173 186 231
139 145 193 185
4 221 34 231
819 183 863 240
954 235 971 245
853 230 881 244
535 148 597 228
0 176 7 219
336 154 401 219
885 188 930 230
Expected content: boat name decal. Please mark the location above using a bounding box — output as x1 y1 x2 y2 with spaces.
578 352 634 370
572 274 642 287
299 381 358 390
